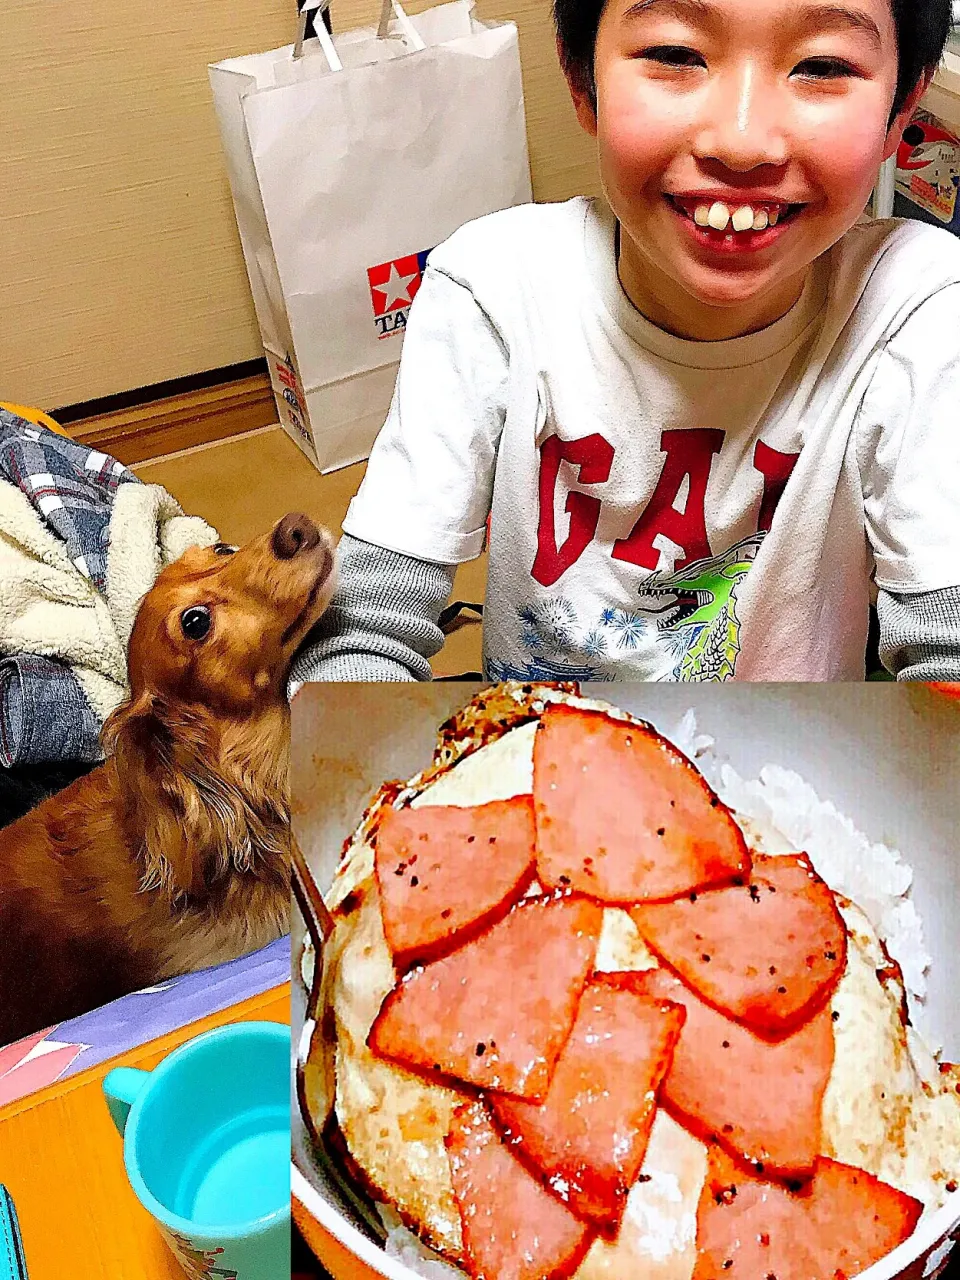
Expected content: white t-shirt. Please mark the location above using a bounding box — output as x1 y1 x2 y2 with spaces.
343 198 960 681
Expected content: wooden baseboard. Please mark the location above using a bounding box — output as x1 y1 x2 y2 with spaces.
62 372 278 466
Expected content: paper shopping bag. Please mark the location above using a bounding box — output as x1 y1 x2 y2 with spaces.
210 0 532 472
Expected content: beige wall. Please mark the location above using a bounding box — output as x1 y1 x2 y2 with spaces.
0 0 599 410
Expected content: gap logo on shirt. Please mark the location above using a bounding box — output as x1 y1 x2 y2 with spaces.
367 249 432 339
489 428 801 683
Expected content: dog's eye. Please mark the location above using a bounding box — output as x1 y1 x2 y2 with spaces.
181 605 212 641
213 543 237 556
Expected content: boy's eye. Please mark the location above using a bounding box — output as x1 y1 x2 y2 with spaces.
792 57 856 79
639 45 705 69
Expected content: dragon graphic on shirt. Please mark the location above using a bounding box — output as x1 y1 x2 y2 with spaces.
488 533 764 683
641 533 764 681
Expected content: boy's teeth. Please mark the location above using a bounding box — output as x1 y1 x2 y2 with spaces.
731 205 754 232
689 201 783 232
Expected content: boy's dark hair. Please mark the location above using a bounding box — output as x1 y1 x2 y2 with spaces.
554 0 954 124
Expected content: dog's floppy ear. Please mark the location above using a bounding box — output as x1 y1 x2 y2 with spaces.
102 693 211 901
102 693 290 904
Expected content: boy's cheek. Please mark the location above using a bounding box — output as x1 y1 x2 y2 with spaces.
599 117 669 173
597 88 686 176
808 119 890 201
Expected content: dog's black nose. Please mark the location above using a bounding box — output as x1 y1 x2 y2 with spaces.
272 513 321 560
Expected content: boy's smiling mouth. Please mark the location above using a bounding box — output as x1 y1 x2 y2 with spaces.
665 193 807 252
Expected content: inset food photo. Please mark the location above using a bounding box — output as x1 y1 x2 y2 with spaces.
291 681 960 1280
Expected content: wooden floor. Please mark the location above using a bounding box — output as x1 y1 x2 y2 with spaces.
136 424 486 677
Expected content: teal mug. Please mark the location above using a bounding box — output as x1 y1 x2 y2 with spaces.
0 1187 27 1280
102 1021 290 1280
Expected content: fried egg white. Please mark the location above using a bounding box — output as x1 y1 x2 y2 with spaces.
313 699 960 1277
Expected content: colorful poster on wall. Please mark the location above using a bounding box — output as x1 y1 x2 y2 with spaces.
895 108 960 235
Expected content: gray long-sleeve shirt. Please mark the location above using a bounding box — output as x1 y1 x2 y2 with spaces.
290 534 960 687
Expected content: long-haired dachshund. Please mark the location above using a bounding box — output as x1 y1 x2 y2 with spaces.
0 512 333 1046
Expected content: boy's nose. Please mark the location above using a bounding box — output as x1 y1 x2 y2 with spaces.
693 64 789 172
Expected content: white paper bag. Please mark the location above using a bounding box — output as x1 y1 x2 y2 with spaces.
210 0 532 472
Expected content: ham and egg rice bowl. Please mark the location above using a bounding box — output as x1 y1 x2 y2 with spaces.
298 683 960 1280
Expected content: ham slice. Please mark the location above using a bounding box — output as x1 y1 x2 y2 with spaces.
630 853 847 1037
375 796 537 967
533 704 749 903
368 893 603 1100
491 974 686 1228
693 1147 923 1280
629 969 834 1178
446 1100 594 1280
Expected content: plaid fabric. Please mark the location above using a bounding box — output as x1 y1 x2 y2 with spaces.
0 410 138 764
0 409 137 594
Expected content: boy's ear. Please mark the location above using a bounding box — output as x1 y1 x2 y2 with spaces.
882 73 934 161
559 39 599 138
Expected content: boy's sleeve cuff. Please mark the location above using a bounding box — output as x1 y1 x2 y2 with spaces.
342 501 486 564
289 649 419 691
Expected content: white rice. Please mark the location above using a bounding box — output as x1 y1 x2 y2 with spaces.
668 711 931 1012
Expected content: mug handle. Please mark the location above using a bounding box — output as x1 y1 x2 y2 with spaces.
102 1066 150 1137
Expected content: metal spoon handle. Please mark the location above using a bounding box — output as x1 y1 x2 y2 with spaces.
292 836 334 954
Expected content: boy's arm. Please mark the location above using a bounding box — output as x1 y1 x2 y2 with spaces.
289 247 509 689
342 256 509 566
877 585 960 681
858 278 960 676
289 534 456 688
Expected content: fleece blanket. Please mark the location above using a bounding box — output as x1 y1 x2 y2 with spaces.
0 409 218 762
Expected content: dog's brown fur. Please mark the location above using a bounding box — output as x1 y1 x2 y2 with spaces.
0 513 334 1046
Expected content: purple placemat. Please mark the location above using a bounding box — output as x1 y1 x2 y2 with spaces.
0 937 290 1108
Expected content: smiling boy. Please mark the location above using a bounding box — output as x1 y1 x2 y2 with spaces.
295 0 960 683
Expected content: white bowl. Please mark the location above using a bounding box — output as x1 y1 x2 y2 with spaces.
291 683 960 1280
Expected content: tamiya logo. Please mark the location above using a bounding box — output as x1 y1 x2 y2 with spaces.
367 249 432 339
273 352 311 446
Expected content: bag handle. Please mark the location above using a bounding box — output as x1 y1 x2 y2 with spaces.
293 0 426 63
294 0 341 64
375 0 427 50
